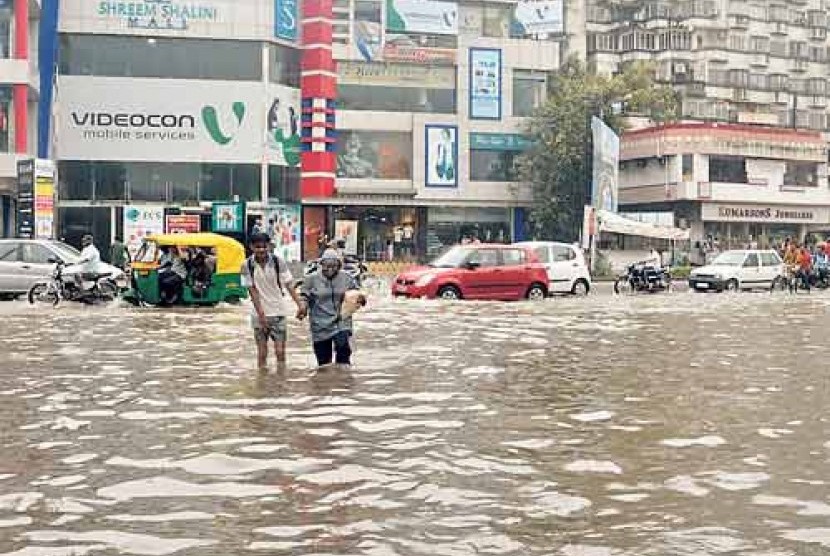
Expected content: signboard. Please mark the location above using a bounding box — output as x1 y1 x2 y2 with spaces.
124 205 165 257
56 76 300 165
352 20 383 61
701 204 828 224
34 159 56 240
212 202 245 233
16 160 34 239
469 133 531 151
338 62 456 89
469 48 501 120
510 0 564 37
265 204 301 262
275 0 298 41
334 220 359 255
382 43 456 64
582 205 596 250
386 0 458 35
591 117 619 213
425 124 458 188
166 214 201 233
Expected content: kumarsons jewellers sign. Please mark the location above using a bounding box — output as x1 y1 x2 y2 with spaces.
702 203 827 224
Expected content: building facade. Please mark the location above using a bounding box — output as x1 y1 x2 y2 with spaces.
619 123 830 248
0 0 40 237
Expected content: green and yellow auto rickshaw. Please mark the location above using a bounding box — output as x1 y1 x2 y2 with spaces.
123 233 248 306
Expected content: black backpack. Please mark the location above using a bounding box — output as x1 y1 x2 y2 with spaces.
246 254 286 293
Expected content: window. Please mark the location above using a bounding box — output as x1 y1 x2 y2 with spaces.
749 74 768 90
469 249 499 267
338 85 455 113
482 4 511 38
682 155 693 181
761 252 781 266
744 253 759 267
0 243 19 261
269 44 301 87
470 150 520 182
709 156 747 183
0 4 10 60
729 69 749 88
770 74 787 91
337 131 412 179
513 70 547 117
0 86 11 153
552 245 576 262
60 35 262 81
20 244 53 265
502 249 525 266
749 36 769 53
533 246 550 263
268 165 301 203
784 162 817 186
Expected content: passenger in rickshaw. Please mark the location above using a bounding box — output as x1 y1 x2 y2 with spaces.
159 246 187 303
188 247 217 297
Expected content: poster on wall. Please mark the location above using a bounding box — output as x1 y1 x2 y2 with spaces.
425 124 458 188
334 220 359 255
211 202 246 233
469 48 501 120
352 20 383 61
303 206 327 261
124 205 165 257
34 159 56 240
265 204 302 262
386 0 458 35
265 84 302 167
510 0 564 37
16 159 34 239
337 131 412 179
166 214 201 234
591 117 620 213
275 0 298 41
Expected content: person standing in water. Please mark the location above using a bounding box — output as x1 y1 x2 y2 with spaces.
242 233 305 372
298 249 364 368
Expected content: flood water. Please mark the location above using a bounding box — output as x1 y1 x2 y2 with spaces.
1 291 830 556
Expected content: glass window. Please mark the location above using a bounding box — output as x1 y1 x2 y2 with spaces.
269 44 301 87
232 165 261 202
200 164 232 202
682 154 693 181
744 253 759 267
470 150 520 182
513 70 547 117
337 131 412 179
533 246 550 263
20 244 53 265
761 252 781 266
552 245 575 262
784 161 818 186
483 4 511 38
709 156 747 183
0 4 10 60
502 249 525 266
97 162 128 201
268 165 301 203
59 162 93 201
128 164 166 202
60 35 262 81
338 84 455 113
0 86 11 153
469 248 499 267
0 242 19 261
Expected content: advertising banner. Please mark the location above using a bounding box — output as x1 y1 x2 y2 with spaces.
212 202 246 233
265 204 302 262
334 220 359 255
166 214 201 234
337 131 412 179
57 76 300 165
34 159 56 240
469 133 531 151
425 125 458 188
382 42 456 64
16 160 34 239
124 205 165 257
591 117 619 213
386 0 458 35
510 0 564 37
352 20 383 61
275 0 298 41
469 48 501 120
338 62 456 88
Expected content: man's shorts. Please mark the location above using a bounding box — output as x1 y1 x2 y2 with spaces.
253 316 287 343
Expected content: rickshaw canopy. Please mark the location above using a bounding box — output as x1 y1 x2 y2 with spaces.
145 233 246 275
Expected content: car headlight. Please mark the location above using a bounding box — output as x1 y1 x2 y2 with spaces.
415 274 435 288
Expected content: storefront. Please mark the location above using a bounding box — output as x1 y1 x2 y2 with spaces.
701 203 830 248
426 207 513 257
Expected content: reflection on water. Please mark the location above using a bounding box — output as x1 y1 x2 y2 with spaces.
1 292 830 555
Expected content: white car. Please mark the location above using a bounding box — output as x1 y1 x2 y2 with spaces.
514 241 592 295
688 249 784 292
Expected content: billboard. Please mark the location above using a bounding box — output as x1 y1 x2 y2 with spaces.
425 124 458 188
16 160 34 239
34 160 56 240
124 205 165 256
212 202 246 233
337 131 412 179
275 0 298 41
386 0 458 35
591 117 619 213
352 20 383 61
265 204 301 262
510 0 564 37
166 214 201 234
56 77 300 165
469 48 501 120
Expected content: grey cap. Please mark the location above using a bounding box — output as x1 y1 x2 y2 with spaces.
321 249 340 261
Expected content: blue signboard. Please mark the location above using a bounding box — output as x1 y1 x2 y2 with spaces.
469 48 502 120
275 0 298 41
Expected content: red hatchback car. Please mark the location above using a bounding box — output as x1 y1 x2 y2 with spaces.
392 244 549 301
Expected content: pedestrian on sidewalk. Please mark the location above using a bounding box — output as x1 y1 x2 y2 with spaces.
298 249 365 368
242 233 305 372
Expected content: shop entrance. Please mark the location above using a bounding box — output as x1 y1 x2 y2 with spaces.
330 206 425 262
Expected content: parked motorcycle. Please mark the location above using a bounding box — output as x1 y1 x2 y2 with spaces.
28 259 119 306
613 262 672 295
298 254 367 288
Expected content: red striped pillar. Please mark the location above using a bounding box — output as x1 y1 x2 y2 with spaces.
300 0 336 198
13 0 28 153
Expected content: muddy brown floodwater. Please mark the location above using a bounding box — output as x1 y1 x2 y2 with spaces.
1 291 830 556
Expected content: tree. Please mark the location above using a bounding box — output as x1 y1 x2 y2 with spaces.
518 58 679 241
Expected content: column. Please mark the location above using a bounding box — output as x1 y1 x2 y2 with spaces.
13 0 28 154
300 0 336 198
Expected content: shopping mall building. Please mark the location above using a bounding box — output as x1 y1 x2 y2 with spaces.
42 0 576 261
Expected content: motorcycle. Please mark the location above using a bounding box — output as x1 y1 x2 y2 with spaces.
298 254 367 288
28 259 119 306
613 262 672 295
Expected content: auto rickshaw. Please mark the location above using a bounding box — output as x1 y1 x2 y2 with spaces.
123 233 248 306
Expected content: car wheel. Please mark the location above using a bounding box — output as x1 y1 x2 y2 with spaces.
571 279 590 296
526 283 547 301
437 285 462 300
724 279 739 292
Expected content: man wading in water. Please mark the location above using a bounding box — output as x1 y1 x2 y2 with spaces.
242 233 304 372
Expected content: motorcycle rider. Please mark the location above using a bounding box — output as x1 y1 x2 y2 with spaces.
75 234 102 291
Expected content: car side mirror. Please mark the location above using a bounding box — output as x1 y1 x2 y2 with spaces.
465 261 481 270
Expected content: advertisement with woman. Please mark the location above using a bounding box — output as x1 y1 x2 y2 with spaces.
265 204 302 262
591 117 619 213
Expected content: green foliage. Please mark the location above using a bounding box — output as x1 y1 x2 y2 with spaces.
518 58 679 241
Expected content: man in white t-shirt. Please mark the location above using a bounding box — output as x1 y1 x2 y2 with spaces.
241 233 304 372
79 234 101 274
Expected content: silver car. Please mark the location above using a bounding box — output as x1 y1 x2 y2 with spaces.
0 239 126 298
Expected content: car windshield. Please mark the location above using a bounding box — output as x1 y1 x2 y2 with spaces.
712 252 747 266
429 246 473 268
48 242 81 263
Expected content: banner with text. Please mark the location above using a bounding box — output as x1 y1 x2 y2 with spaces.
124 205 165 257
469 48 501 120
386 0 458 35
510 0 564 37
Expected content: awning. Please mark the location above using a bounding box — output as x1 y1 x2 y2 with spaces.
597 209 690 241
